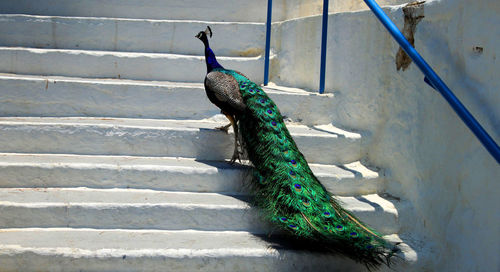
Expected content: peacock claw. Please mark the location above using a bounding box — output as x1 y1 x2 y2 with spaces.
229 151 241 164
215 123 231 133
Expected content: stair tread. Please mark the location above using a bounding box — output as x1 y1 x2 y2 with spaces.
0 153 376 180
0 188 397 216
0 116 361 140
0 13 266 25
0 46 260 59
0 116 364 165
0 228 365 270
0 228 423 270
0 72 338 126
0 188 401 234
0 116 360 139
0 153 381 196
0 72 205 87
0 228 414 253
0 16 264 56
0 0 272 22
0 228 270 251
0 72 329 97
0 46 264 83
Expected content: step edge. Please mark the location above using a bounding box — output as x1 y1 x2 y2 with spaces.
0 13 266 25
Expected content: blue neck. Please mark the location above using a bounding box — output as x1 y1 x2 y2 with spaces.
205 47 224 72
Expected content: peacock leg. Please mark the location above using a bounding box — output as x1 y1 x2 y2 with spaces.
223 113 241 164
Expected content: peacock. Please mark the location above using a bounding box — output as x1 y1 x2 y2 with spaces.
196 26 400 269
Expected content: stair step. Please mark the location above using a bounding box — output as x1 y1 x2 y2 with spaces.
0 153 382 196
0 47 264 83
0 188 263 232
0 0 274 22
0 14 265 56
0 228 370 271
0 229 424 271
0 117 363 164
0 188 400 234
0 73 336 125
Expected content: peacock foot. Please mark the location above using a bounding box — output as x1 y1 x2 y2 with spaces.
229 150 242 164
215 123 231 133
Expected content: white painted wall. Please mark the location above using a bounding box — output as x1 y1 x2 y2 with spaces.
273 0 410 21
270 0 500 271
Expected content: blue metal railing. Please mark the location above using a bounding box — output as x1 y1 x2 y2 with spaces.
363 0 499 163
263 0 498 163
263 0 272 86
263 0 329 92
319 0 329 94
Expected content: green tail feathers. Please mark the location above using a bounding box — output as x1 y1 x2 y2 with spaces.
216 68 399 268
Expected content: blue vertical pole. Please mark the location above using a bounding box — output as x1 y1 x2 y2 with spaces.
263 0 272 86
319 0 329 94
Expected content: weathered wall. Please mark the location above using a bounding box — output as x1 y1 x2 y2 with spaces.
271 0 500 270
273 0 410 21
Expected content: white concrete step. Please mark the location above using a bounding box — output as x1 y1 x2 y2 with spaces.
0 188 263 232
0 73 336 126
0 47 264 83
0 15 265 56
0 188 400 235
0 153 382 196
0 228 371 271
0 117 363 164
0 0 272 22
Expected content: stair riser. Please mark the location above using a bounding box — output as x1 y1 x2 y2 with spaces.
0 124 361 164
0 205 267 233
0 164 380 195
0 76 337 125
0 0 272 22
0 15 265 56
349 208 399 235
323 178 381 196
0 47 263 83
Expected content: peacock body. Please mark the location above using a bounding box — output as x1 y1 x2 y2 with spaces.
196 26 399 269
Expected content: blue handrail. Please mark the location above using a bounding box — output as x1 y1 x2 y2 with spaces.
319 0 329 94
264 0 329 91
263 0 272 86
363 0 500 163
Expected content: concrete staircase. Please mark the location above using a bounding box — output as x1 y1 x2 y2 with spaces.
0 1 421 271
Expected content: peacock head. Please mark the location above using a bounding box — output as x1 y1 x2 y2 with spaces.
195 26 212 43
